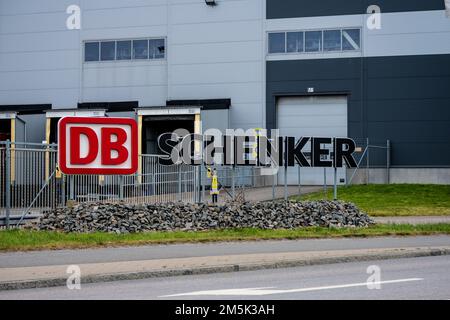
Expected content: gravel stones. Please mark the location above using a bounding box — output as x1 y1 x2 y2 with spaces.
37 200 374 233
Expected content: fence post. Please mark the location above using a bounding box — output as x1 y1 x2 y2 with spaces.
366 137 370 184
119 175 124 200
184 172 188 201
387 140 391 184
197 166 202 203
284 137 288 201
61 174 66 207
5 140 11 229
252 167 255 187
69 176 74 200
191 169 195 203
272 171 275 201
178 165 182 202
201 166 205 203
333 167 338 200
284 166 288 201
298 166 301 199
151 173 155 197
231 166 235 201
323 168 327 199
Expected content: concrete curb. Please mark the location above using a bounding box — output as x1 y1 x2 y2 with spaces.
373 216 450 225
1 247 449 291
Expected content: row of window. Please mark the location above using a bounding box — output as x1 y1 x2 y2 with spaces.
84 29 358 61
268 29 361 54
85 38 165 62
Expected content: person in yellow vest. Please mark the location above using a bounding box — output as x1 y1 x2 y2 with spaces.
210 168 219 204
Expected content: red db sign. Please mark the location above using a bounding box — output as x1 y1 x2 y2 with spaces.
58 117 138 175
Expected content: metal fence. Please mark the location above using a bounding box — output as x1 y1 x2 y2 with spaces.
347 138 391 185
0 139 391 228
0 141 60 227
65 155 198 205
0 141 273 228
0 141 202 228
199 165 274 202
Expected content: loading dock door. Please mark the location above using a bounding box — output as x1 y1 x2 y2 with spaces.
142 115 195 155
277 96 348 186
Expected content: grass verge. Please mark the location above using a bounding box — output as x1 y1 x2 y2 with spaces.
292 184 450 216
1 223 450 252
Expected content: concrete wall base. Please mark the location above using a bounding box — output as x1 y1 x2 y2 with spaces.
348 168 450 185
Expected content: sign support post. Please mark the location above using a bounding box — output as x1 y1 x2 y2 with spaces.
231 166 235 201
387 140 391 184
333 167 338 200
5 140 11 229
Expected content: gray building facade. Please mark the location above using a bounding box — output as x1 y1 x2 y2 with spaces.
1 0 449 184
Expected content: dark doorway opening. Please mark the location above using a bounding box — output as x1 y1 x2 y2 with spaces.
49 118 59 144
142 115 194 155
0 119 11 141
0 119 11 207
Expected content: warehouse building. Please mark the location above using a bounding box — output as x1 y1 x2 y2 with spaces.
0 0 449 184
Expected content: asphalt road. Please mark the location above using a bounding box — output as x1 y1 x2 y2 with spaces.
1 255 449 300
2 235 450 268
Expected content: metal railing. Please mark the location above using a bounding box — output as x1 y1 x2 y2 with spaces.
198 166 274 202
0 141 270 228
0 139 392 228
0 141 202 228
0 141 60 227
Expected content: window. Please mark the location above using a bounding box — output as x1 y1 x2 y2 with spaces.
85 42 99 61
342 29 361 51
268 28 361 55
287 32 304 53
305 31 322 52
84 38 165 62
149 39 165 59
133 40 148 59
116 40 131 60
101 41 115 61
323 30 341 51
268 33 286 54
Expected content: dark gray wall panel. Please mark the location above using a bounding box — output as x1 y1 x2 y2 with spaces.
266 54 450 167
348 121 364 139
367 99 450 122
267 0 445 19
392 142 450 167
267 58 362 82
367 77 450 100
368 122 450 142
367 55 450 78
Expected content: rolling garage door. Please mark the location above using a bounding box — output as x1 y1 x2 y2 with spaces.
277 96 348 186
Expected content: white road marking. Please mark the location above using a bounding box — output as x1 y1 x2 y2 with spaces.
161 278 424 297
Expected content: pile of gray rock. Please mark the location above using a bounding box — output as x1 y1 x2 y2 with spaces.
37 200 374 233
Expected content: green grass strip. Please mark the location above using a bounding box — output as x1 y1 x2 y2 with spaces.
1 223 450 252
292 184 450 216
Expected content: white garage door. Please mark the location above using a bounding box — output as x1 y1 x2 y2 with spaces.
277 96 348 186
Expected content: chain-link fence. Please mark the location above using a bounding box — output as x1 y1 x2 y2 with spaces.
347 138 391 185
